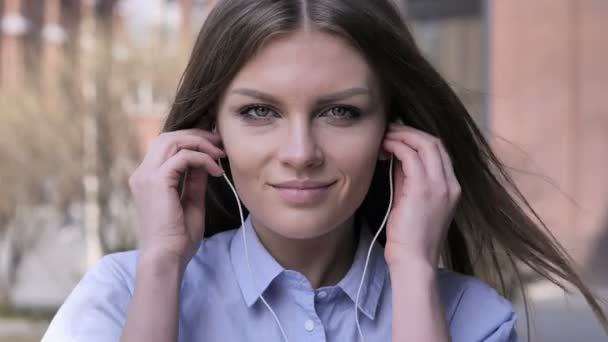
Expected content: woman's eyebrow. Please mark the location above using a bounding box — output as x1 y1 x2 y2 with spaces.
230 87 371 107
317 88 371 106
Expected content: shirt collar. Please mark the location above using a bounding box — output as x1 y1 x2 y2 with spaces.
230 214 284 308
336 217 387 320
229 214 388 320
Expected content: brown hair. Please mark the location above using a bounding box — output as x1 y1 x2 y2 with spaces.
162 0 608 337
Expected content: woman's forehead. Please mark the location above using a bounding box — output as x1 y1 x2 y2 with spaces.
226 30 380 97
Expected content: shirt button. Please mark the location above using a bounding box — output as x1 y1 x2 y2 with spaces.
316 291 327 299
304 319 315 332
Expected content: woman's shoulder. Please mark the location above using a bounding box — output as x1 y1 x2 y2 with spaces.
98 228 240 284
437 269 510 301
436 269 515 316
42 228 240 305
42 229 240 341
436 269 518 341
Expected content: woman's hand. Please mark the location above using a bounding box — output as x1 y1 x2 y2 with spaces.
128 128 225 265
382 123 461 269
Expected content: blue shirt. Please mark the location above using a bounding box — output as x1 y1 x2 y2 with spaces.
43 214 517 341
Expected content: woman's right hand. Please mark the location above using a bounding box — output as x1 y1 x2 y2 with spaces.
128 128 225 266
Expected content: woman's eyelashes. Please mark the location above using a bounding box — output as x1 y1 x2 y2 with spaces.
239 104 277 120
237 104 363 123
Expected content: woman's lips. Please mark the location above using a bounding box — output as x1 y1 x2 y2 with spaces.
271 182 335 205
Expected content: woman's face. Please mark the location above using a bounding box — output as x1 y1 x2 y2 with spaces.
216 30 386 239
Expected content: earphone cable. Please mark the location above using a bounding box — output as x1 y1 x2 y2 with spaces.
354 154 394 342
219 158 290 342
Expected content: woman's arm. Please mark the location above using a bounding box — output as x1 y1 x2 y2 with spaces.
389 258 450 342
121 128 225 341
382 123 461 342
120 252 186 342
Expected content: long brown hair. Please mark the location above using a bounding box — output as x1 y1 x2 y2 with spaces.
161 0 608 337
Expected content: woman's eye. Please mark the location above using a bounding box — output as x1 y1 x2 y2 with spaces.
240 105 276 120
323 106 360 119
238 104 361 122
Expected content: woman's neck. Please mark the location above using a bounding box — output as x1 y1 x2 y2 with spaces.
251 215 359 289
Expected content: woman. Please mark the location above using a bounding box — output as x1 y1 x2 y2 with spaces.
43 1 607 341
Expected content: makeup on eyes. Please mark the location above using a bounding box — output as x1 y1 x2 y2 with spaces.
236 103 364 122
223 86 380 126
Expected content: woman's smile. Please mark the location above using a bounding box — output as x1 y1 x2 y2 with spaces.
270 180 337 206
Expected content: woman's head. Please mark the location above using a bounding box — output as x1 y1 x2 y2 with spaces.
215 29 386 240
162 0 608 336
163 0 457 238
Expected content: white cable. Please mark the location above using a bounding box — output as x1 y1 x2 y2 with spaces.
355 154 394 342
219 158 290 342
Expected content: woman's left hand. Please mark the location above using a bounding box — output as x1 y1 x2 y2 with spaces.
381 123 461 269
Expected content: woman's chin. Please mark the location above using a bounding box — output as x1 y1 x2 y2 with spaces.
255 211 349 240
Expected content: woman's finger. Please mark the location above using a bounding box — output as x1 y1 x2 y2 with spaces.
144 130 224 169
386 127 446 190
383 139 427 196
436 143 461 203
159 149 224 188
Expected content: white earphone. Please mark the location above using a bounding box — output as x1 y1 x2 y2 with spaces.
211 123 396 342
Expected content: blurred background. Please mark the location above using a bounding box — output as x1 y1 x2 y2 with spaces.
0 0 606 341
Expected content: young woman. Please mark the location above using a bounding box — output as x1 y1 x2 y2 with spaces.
43 1 607 341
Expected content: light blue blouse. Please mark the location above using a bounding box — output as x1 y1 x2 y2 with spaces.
42 214 517 341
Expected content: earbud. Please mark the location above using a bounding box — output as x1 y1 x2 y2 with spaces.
379 118 403 161
212 125 225 171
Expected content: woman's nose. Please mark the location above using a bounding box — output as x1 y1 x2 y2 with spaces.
277 121 323 170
